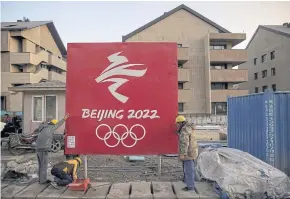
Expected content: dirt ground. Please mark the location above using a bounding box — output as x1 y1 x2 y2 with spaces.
1 149 183 182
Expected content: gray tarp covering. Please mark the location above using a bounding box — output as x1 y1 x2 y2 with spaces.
196 147 290 199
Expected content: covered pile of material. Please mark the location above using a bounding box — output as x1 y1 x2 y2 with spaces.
196 147 290 199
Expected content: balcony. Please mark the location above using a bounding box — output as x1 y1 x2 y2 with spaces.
10 51 49 66
178 89 191 103
178 47 189 63
209 33 246 47
211 69 248 83
210 50 247 66
178 68 190 82
48 55 66 71
48 71 66 82
211 89 248 102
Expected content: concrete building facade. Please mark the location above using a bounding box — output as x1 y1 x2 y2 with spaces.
239 24 290 93
1 21 67 112
122 4 248 115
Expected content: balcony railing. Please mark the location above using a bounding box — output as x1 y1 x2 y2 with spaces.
48 55 66 71
178 89 191 103
178 47 189 63
211 89 248 102
209 33 246 47
210 49 247 66
211 69 248 83
178 68 190 82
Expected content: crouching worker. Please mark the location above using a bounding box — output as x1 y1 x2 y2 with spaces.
50 156 82 188
175 115 198 192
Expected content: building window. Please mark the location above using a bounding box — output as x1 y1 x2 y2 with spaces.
211 83 228 90
270 51 275 60
210 45 226 50
178 61 183 68
254 58 257 65
178 103 184 112
261 54 267 63
254 73 258 80
177 44 182 47
272 84 276 91
210 64 227 69
255 87 259 93
178 82 184 89
271 68 276 76
32 95 57 122
262 70 267 78
1 96 6 111
212 102 227 115
262 85 268 92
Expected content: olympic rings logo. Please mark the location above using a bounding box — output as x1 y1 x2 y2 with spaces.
95 124 146 148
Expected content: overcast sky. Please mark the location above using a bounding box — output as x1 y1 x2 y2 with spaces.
1 1 290 49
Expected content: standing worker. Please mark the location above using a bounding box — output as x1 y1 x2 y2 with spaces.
36 114 69 184
175 115 198 192
50 156 82 188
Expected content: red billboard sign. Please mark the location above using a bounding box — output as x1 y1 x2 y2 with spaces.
65 43 178 155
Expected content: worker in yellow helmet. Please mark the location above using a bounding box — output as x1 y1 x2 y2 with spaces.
50 156 82 189
35 114 70 184
175 115 197 192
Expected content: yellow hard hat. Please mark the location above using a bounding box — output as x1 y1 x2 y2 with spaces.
75 157 82 165
175 115 186 123
50 119 58 125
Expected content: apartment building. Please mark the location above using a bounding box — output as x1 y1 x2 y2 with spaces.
1 21 67 112
122 4 248 115
239 23 290 93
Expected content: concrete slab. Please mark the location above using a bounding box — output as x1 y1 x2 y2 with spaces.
1 182 10 189
36 185 67 199
172 182 199 199
195 182 220 199
152 182 176 199
1 184 28 199
14 183 49 199
83 182 111 199
59 187 86 199
106 182 130 199
130 181 153 199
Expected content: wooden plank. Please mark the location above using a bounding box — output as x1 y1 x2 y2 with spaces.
152 182 176 199
1 184 28 199
195 182 220 199
13 183 49 199
36 185 67 199
1 182 10 189
172 182 199 199
59 187 86 199
82 182 111 199
130 181 153 199
106 182 130 199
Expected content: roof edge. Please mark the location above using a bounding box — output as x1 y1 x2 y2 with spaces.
246 25 290 49
122 4 231 42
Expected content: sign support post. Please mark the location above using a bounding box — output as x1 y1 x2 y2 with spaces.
158 155 162 177
84 155 88 178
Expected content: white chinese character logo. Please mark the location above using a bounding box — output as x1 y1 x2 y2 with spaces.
95 52 147 103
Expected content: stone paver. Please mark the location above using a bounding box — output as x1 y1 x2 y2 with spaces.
82 182 111 199
60 186 86 199
195 182 220 199
36 185 67 199
106 182 130 199
14 182 49 199
1 184 29 199
172 182 199 199
152 181 176 199
130 181 153 199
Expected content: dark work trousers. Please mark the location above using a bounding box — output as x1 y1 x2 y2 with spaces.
182 160 195 183
37 151 49 184
51 167 73 186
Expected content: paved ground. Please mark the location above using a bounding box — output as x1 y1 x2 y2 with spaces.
1 181 220 199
